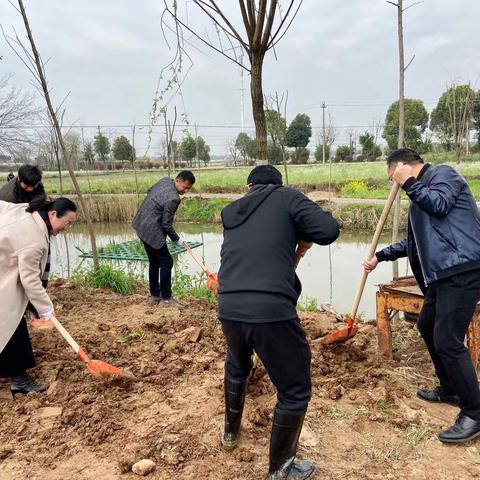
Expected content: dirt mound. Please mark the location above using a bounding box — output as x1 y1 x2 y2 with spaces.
1 281 478 480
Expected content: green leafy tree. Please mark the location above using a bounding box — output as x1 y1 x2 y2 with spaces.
94 129 110 164
235 132 255 165
179 134 196 167
267 141 283 165
265 109 287 148
473 90 480 147
196 136 210 166
83 142 95 165
285 114 312 162
335 144 352 161
383 99 429 151
430 84 476 151
314 144 330 162
359 132 382 159
112 135 135 161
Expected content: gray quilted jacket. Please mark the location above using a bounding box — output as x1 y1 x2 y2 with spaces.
132 177 180 248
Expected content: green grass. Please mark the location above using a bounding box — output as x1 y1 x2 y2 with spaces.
172 268 216 301
177 197 230 222
6 153 480 200
298 295 319 312
72 264 145 295
405 424 434 447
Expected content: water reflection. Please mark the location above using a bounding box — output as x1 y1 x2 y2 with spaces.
51 223 407 319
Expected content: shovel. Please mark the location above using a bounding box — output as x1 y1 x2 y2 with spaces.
325 182 401 344
50 316 134 380
183 242 219 294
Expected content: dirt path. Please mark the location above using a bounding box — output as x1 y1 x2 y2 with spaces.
1 281 479 479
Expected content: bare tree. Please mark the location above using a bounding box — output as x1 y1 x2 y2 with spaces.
163 1 303 164
318 112 338 158
227 137 240 166
264 90 289 183
5 0 99 268
0 73 41 156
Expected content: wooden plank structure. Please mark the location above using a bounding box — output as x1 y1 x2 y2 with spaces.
376 276 479 368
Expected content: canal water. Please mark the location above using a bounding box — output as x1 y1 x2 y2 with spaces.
50 223 409 319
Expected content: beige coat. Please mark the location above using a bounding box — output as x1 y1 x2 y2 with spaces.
0 201 53 353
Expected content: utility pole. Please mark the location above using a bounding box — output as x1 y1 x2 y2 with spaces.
322 102 326 164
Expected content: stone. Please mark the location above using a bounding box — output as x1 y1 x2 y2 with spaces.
132 459 156 476
36 406 63 419
46 380 60 398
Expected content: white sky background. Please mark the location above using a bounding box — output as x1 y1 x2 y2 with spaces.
1 0 479 156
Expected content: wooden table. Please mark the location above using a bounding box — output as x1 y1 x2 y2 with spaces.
376 276 479 368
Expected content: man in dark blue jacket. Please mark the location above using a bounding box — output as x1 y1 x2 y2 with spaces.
364 148 480 444
218 165 339 479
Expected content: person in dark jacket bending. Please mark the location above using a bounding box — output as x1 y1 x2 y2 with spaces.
363 148 480 444
218 165 340 479
0 164 47 204
132 170 195 307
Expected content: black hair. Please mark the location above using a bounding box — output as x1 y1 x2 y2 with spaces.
247 165 283 186
176 170 196 184
26 196 77 217
18 164 42 186
386 148 424 166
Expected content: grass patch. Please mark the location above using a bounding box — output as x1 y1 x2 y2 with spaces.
298 295 319 312
405 424 434 447
177 197 230 223
326 405 369 421
117 329 145 344
72 264 144 295
172 268 216 301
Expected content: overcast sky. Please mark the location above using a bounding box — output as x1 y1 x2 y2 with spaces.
1 0 479 156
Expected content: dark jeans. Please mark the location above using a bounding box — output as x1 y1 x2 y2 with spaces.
142 240 173 300
221 318 312 413
0 318 36 378
417 269 480 419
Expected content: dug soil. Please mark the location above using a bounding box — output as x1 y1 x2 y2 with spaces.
1 281 479 479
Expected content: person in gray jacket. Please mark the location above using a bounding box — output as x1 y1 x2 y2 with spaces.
132 171 195 307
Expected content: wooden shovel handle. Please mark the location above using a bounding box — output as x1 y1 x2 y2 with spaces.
350 182 401 321
184 242 213 277
51 316 88 361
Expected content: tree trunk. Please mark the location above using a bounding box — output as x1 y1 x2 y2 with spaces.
250 53 267 164
392 0 405 280
18 0 99 269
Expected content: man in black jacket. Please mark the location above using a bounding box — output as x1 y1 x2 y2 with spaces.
0 164 47 204
364 148 480 444
132 170 195 307
218 165 339 479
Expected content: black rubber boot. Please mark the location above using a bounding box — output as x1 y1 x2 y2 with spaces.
11 372 49 399
221 377 247 450
268 409 315 480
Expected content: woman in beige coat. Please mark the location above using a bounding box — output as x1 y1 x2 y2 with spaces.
0 197 77 397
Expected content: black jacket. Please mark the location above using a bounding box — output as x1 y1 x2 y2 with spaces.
377 164 480 289
218 185 340 322
132 177 180 248
0 177 46 204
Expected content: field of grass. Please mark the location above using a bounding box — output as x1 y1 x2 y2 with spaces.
3 152 480 199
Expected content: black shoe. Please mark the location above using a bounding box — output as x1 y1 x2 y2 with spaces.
221 377 247 450
11 372 49 398
417 386 460 406
439 414 480 443
268 409 315 480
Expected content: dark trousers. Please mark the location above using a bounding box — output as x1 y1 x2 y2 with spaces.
0 318 36 378
220 318 312 413
417 269 480 419
142 241 173 300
